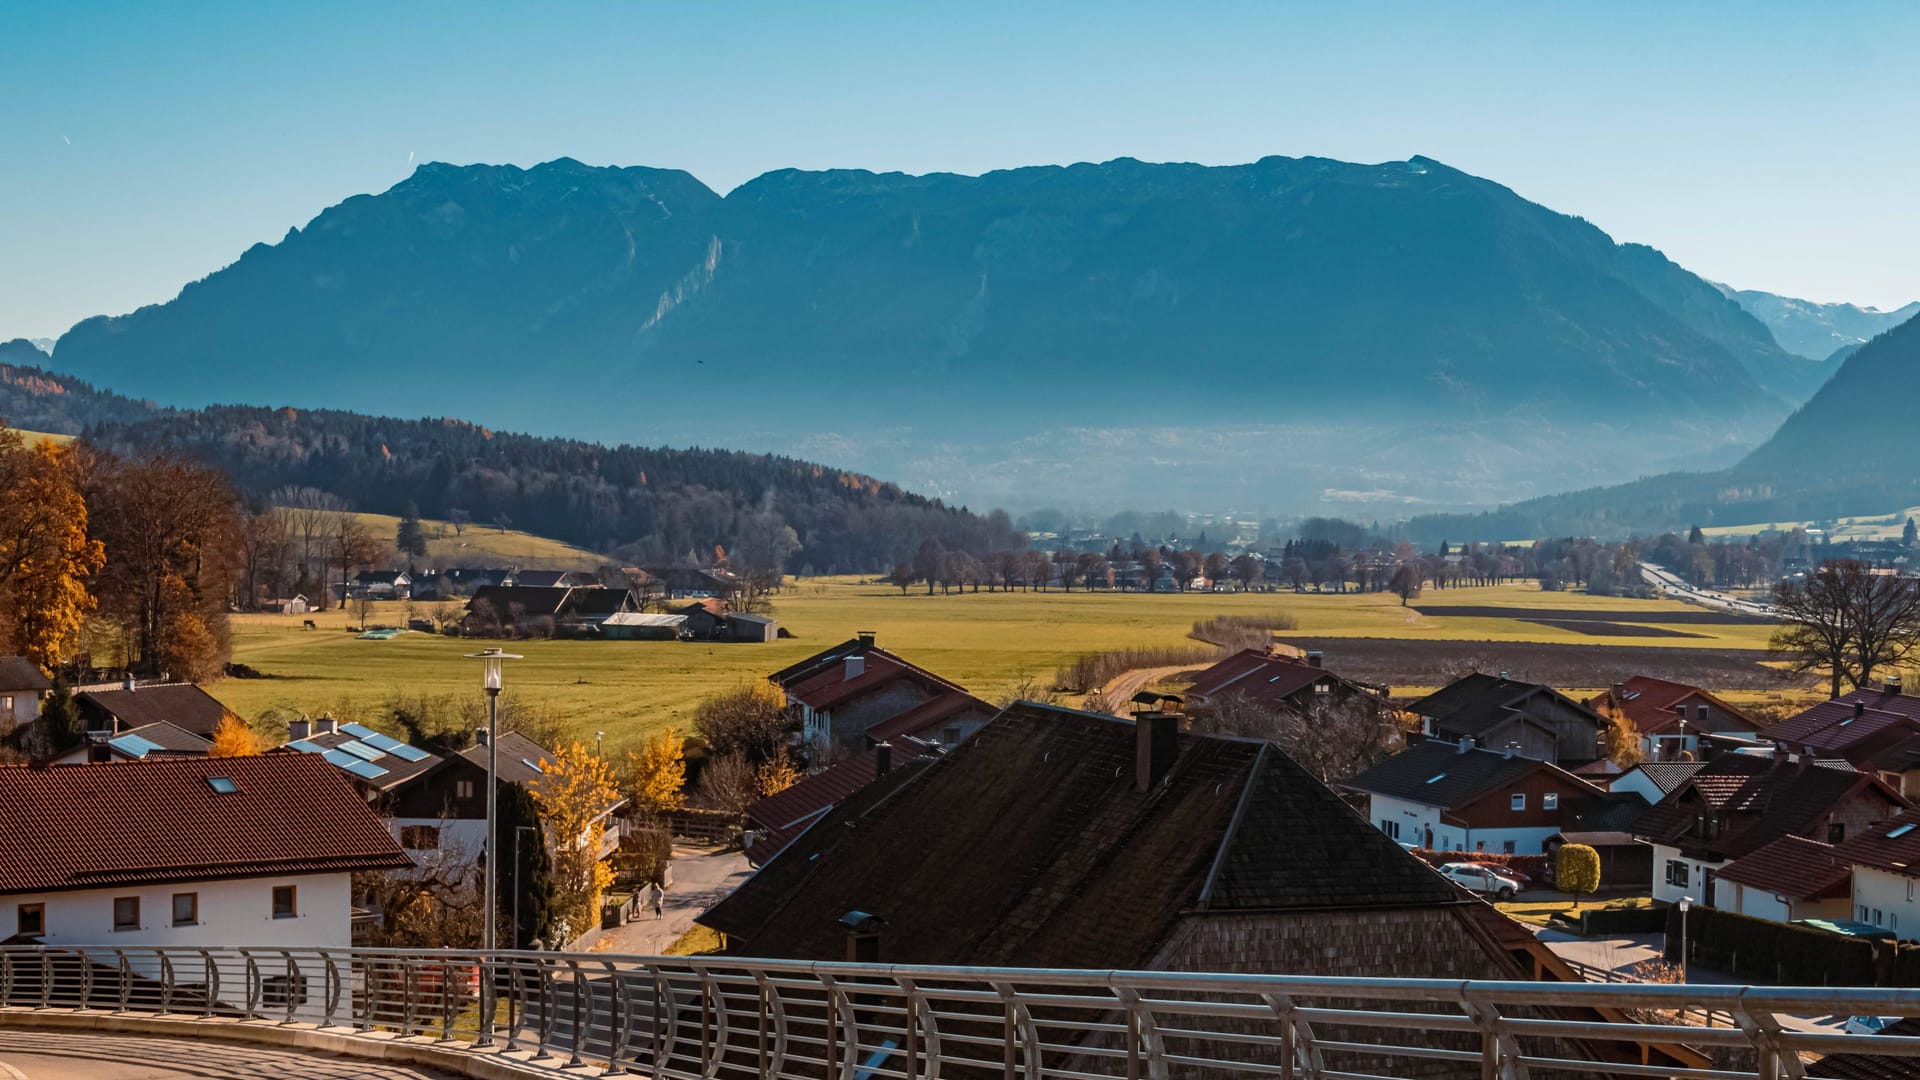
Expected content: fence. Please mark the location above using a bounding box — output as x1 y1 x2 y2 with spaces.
5 945 1920 1080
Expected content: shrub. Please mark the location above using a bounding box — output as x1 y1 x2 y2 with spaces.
1556 844 1601 900
1189 613 1298 650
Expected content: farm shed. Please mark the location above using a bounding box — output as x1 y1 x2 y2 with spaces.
600 612 687 641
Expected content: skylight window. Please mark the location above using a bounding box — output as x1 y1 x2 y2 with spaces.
1425 773 1447 784
206 777 238 794
522 758 545 773
1889 824 1916 839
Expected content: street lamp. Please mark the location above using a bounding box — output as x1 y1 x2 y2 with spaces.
1677 896 1694 981
465 647 522 953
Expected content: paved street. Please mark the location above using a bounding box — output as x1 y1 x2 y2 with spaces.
594 845 751 956
0 1030 460 1079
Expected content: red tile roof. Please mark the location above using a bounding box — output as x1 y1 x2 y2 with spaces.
784 650 963 711
1833 809 1920 879
863 691 993 744
1765 699 1920 760
1714 835 1852 900
1586 676 1759 737
0 755 410 895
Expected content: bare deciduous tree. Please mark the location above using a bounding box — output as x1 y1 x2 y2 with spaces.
1771 560 1920 698
1189 691 1407 785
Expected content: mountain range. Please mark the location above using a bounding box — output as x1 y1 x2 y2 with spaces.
28 154 1900 514
1714 284 1919 362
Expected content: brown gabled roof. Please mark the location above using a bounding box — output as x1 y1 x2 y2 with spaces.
1587 676 1760 737
0 657 51 693
702 702 1461 965
458 730 557 786
78 683 233 737
1185 649 1364 710
744 739 941 865
785 650 963 712
282 725 444 792
863 691 993 744
1714 835 1852 900
0 755 410 895
1635 755 1908 860
1766 699 1920 762
1833 809 1920 879
108 722 215 756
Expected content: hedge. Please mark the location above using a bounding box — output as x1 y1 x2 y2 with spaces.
1581 905 1667 936
1665 906 1877 985
1412 849 1552 885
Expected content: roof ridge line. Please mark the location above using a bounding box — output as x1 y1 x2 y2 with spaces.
1196 742 1267 912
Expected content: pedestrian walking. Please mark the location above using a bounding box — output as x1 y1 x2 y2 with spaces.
652 885 665 921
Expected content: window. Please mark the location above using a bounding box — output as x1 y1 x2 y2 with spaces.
1474 840 1487 852
1502 840 1515 854
1666 860 1690 888
1861 904 1871 922
942 725 963 745
1380 819 1400 840
1697 705 1709 722
206 777 238 794
1874 908 1885 926
0 695 11 714
400 825 441 850
1909 879 1916 902
1829 822 1847 844
171 892 197 926
17 904 44 936
1510 793 1526 811
1543 793 1559 811
455 780 475 799
113 896 139 931
272 885 297 919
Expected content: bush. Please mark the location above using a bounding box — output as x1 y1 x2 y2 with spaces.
1556 844 1601 900
1412 849 1552 885
1665 906 1876 985
1189 613 1298 650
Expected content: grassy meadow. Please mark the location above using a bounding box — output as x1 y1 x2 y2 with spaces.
348 510 604 569
214 578 1801 753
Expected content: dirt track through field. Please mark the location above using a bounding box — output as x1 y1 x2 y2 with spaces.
1097 663 1214 716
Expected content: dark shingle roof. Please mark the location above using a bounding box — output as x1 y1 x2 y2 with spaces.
701 702 1461 965
287 727 444 791
1185 649 1366 710
1625 761 1706 795
456 730 556 786
1635 755 1906 859
1345 740 1599 809
1811 1017 1920 1080
0 657 51 693
863 691 993 744
109 722 215 755
0 755 410 895
743 739 940 864
78 684 232 737
1410 673 1603 738
1714 835 1852 900
1833 809 1920 879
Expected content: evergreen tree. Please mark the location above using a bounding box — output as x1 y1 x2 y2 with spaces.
38 677 83 755
395 501 428 565
1688 524 1705 545
1904 517 1917 548
495 781 555 948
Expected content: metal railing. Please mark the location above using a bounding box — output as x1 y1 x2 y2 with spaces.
5 945 1920 1080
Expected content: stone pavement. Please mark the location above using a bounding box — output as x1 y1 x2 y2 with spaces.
0 1029 462 1079
594 845 751 956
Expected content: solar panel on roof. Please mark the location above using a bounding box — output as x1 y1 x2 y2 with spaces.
340 722 384 741
351 728 431 762
285 739 324 753
335 739 386 762
108 734 164 759
321 749 388 779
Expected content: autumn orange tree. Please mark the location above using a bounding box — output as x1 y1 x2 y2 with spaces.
530 741 623 942
624 728 687 816
0 427 104 671
208 714 264 757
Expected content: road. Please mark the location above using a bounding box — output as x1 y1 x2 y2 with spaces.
593 845 751 956
1638 562 1777 618
0 1029 460 1079
1096 663 1214 716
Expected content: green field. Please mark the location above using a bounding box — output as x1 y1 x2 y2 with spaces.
1700 505 1920 542
342 510 604 569
215 579 1793 753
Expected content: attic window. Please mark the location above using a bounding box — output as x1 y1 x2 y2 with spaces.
1424 773 1447 784
206 777 238 794
1889 824 1917 839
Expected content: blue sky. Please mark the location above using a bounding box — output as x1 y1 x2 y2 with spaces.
3 1 1916 340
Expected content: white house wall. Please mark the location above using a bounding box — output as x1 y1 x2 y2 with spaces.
1851 865 1920 939
1651 844 1721 905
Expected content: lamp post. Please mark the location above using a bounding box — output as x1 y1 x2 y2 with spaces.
1677 896 1694 981
465 648 522 952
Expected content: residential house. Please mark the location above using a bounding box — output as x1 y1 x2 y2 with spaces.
1585 676 1764 762
1184 647 1389 717
598 612 687 641
49 721 212 765
1548 794 1656 890
1812 1017 1920 1080
768 632 969 750
278 717 445 801
77 682 237 740
1832 810 1920 938
463 585 636 636
1409 673 1608 766
1634 755 1908 906
723 612 779 643
1608 761 1706 804
1345 738 1610 856
861 690 997 749
642 566 738 599
1710 836 1852 923
699 701 1707 1077
437 567 517 595
675 599 727 639
0 657 51 728
743 739 938 866
264 595 311 615
381 730 617 867
348 570 413 601
0 755 409 953
1765 680 1920 797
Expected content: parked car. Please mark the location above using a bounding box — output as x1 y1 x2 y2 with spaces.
1465 861 1533 890
1844 1016 1905 1035
1439 862 1523 901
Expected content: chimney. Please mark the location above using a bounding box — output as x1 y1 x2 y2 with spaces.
123 678 136 693
475 728 490 746
1135 712 1180 791
875 742 893 776
1503 741 1518 760
1457 736 1474 755
840 911 884 963
1855 701 1866 719
288 717 313 742
1887 675 1904 697
856 630 876 649
845 653 866 680
1610 683 1624 700
1305 651 1323 668
314 715 339 735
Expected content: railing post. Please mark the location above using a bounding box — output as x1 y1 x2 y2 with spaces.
322 953 341 1027
282 950 300 1025
477 953 495 1048
113 949 130 1014
1732 993 1806 1080
1116 984 1168 1080
605 960 631 1074
159 953 175 1014
200 950 216 1019
566 958 586 1068
244 952 261 1019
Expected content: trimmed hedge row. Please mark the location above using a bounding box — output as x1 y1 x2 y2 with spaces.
1665 906 1877 985
1412 849 1552 885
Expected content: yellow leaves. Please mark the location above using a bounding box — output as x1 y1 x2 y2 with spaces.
624 728 687 815
209 714 264 757
530 740 623 838
754 751 800 798
0 432 103 671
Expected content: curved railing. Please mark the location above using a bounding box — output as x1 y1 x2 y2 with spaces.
4 945 1920 1079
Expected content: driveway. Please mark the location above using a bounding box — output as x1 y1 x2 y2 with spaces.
0 1029 460 1079
595 845 751 956
1538 930 1851 1036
